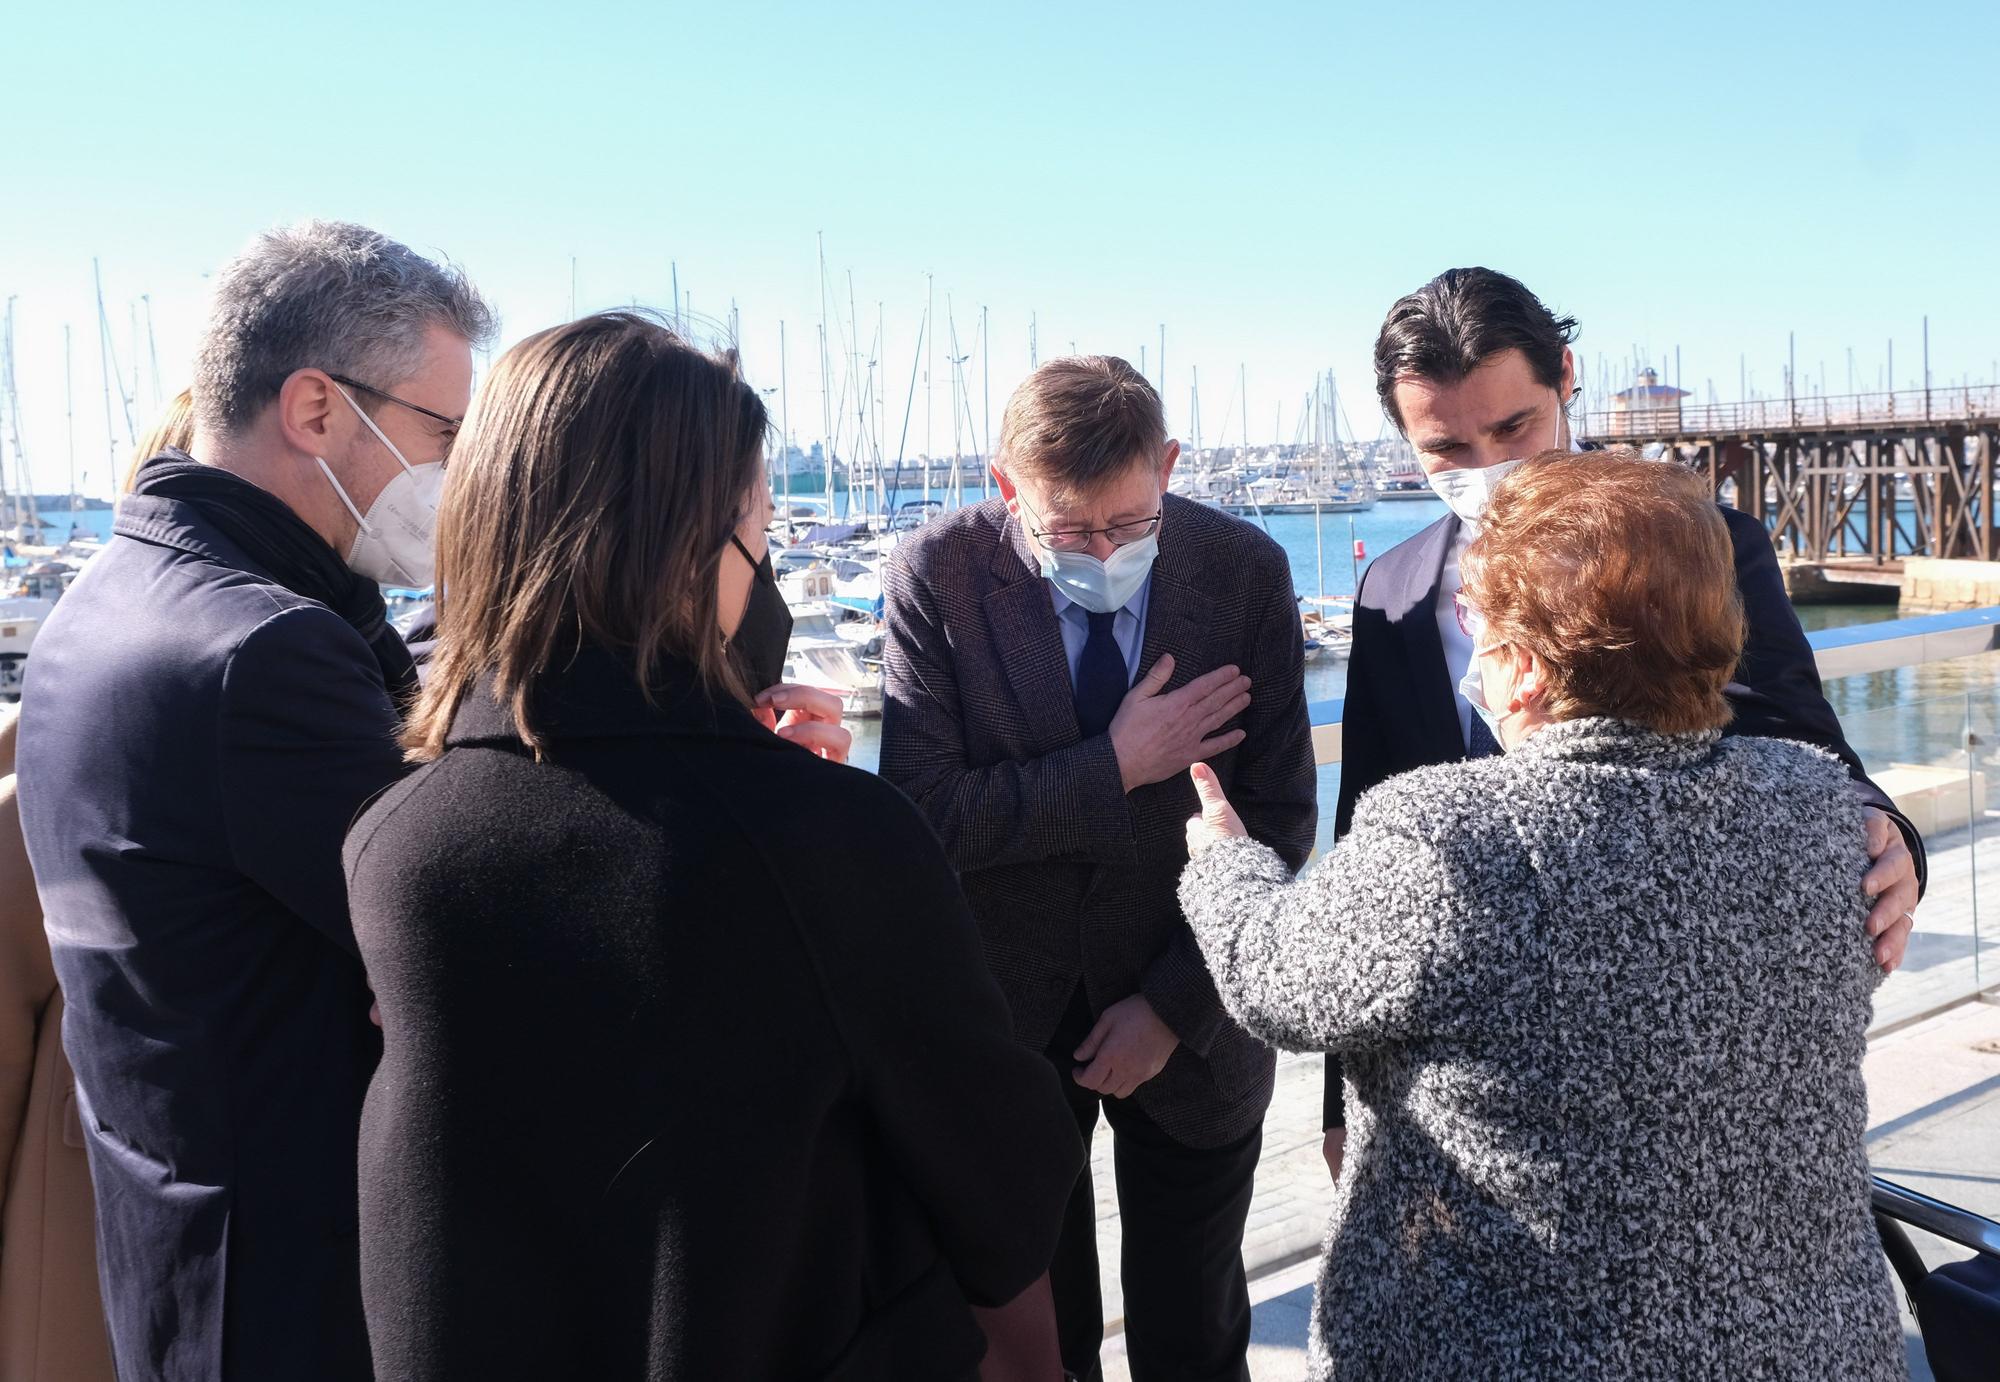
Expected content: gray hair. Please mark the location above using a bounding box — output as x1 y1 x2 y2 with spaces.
193 219 497 433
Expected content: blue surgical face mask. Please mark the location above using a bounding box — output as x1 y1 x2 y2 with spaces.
1038 532 1159 615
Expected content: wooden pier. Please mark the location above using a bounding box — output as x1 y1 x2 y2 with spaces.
1582 384 2000 603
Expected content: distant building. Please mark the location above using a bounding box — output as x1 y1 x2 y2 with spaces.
1612 368 1691 426
772 441 831 478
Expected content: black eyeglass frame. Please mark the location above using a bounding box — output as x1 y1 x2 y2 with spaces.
326 372 464 431
1015 492 1163 554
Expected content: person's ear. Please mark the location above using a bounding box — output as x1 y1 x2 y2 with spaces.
1511 645 1544 711
991 463 1020 512
1559 347 1577 402
277 369 339 458
1158 439 1181 491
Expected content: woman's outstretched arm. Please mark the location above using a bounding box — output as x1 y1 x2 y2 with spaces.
1178 769 1492 1054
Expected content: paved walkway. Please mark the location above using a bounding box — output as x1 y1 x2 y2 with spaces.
1092 997 2000 1381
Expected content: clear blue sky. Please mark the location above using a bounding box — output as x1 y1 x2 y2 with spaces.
6 0 1997 498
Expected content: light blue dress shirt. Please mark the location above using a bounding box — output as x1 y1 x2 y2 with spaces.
1048 574 1154 689
1437 523 1477 751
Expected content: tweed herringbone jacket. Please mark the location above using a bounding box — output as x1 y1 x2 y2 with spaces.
881 494 1318 1148
1180 719 1905 1381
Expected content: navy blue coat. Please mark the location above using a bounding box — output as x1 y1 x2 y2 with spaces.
17 493 403 1380
1325 506 1925 1126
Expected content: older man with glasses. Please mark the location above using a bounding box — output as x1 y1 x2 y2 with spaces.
881 356 1317 1382
17 220 492 1381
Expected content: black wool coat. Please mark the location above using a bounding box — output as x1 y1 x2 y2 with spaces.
344 647 1083 1381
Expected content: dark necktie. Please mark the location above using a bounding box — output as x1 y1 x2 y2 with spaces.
1466 710 1502 759
1074 610 1128 739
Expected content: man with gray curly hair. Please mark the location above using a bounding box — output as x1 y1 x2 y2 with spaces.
18 220 493 1381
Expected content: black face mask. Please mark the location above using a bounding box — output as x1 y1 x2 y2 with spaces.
728 535 793 693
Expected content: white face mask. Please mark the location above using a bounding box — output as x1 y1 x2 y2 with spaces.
1424 389 1569 525
1037 531 1159 615
316 383 444 589
1427 459 1525 526
1457 654 1506 750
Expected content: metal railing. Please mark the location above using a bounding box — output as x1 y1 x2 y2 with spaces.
1307 604 2000 766
1578 383 2000 440
1874 1176 2000 1259
1307 604 2000 1031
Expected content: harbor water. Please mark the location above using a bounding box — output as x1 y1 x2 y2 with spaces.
48 499 1980 854
829 494 1974 858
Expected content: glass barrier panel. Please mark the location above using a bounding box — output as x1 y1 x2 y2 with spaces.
1825 677 1991 1030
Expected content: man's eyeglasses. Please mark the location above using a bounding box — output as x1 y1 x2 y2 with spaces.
327 373 464 453
1017 493 1161 554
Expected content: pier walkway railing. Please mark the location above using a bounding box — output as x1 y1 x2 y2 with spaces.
1578 382 2000 441
1306 605 2000 1035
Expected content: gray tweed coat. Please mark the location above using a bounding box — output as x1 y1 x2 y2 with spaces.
1179 718 1905 1381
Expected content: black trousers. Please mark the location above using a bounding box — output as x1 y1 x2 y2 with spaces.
1044 987 1260 1382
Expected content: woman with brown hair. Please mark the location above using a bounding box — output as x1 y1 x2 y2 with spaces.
344 312 1080 1380
1177 453 1906 1380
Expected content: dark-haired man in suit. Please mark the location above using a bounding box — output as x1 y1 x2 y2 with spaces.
1319 266 1925 1174
881 355 1317 1382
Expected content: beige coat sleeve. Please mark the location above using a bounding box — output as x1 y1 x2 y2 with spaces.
0 769 59 1218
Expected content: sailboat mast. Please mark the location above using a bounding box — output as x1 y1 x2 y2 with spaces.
66 324 76 506
5 301 37 532
980 306 991 501
876 301 888 524
1315 499 1324 607
95 260 124 489
141 294 161 410
1190 365 1201 460
818 323 833 508
128 302 141 417
888 306 928 516
848 271 867 526
945 299 958 511
779 321 791 525
1 298 21 528
924 273 934 507
816 235 834 514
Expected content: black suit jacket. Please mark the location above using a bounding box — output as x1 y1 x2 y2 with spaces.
880 494 1318 1149
1325 506 1926 1126
17 494 402 1380
345 648 1081 1381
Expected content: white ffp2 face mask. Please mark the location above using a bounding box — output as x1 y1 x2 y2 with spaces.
1458 655 1508 750
1037 532 1159 615
1425 389 1568 525
1427 459 1525 526
317 384 444 589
